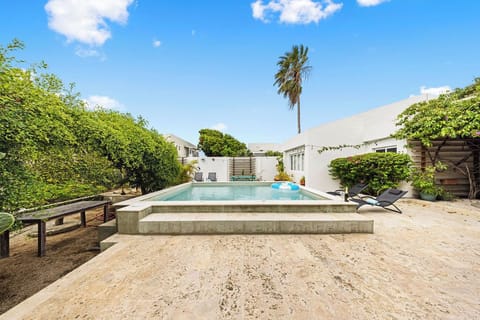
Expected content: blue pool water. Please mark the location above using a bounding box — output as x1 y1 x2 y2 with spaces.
147 184 324 201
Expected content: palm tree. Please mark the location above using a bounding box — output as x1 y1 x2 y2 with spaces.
274 45 312 134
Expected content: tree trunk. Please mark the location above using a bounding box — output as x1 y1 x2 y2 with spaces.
297 97 301 134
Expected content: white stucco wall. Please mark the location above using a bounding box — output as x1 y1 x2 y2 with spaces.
281 95 431 193
194 157 229 181
182 157 278 182
255 157 278 181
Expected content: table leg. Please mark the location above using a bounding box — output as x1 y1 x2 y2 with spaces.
38 221 46 257
54 217 64 225
81 210 86 227
1 230 10 258
103 203 109 222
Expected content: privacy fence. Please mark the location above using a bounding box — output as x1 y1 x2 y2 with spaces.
410 138 480 198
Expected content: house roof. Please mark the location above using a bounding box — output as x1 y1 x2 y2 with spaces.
248 143 282 153
281 94 434 151
163 134 197 149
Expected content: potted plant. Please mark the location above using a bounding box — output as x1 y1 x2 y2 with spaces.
299 176 305 186
411 165 444 201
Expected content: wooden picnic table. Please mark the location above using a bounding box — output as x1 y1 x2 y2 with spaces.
0 200 110 258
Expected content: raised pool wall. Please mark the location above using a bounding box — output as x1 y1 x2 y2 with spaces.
113 182 368 235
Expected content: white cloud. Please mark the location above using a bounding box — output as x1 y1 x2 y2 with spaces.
251 0 343 24
420 86 451 96
75 47 101 58
45 0 134 46
211 123 227 132
84 95 125 111
357 0 388 7
152 39 162 48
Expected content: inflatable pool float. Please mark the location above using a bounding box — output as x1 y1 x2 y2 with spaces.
271 182 300 191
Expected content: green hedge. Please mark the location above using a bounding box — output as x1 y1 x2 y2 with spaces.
329 153 412 195
0 40 180 212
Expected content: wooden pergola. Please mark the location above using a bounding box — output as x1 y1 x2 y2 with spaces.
409 138 480 199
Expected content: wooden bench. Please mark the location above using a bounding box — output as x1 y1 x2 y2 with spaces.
0 200 110 258
230 175 256 181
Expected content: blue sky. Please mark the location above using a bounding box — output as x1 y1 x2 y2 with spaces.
1 0 479 145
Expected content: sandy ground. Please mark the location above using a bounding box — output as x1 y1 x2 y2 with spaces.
1 199 480 319
0 210 104 314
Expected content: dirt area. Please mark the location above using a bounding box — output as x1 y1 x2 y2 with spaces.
0 209 104 314
1 200 480 319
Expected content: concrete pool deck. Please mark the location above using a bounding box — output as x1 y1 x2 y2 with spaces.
2 199 480 319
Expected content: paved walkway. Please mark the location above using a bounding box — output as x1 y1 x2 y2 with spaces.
2 199 480 319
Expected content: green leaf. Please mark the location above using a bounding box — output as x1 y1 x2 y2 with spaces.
0 212 15 234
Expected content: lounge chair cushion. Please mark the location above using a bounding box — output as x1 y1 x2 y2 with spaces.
388 189 403 195
365 198 379 205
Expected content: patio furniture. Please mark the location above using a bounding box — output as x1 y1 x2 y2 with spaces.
193 172 203 182
327 183 368 199
207 172 217 182
349 188 407 214
0 200 110 257
230 175 256 181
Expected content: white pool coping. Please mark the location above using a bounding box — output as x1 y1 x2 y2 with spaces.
114 181 345 210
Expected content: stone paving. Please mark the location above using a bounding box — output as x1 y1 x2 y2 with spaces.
2 199 480 319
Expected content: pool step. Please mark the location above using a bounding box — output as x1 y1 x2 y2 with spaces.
151 202 357 214
139 213 373 234
98 219 117 243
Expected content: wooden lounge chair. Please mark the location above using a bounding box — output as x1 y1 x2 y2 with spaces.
207 172 217 182
327 183 368 200
193 172 203 182
349 188 407 214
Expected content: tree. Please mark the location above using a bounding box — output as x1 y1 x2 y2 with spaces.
72 109 180 194
393 78 480 198
394 78 480 150
264 150 282 157
0 40 181 212
274 44 312 134
198 129 251 157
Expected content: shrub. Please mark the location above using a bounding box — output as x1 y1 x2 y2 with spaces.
265 150 282 157
329 153 412 195
274 172 291 181
175 160 198 184
411 165 442 196
274 156 291 181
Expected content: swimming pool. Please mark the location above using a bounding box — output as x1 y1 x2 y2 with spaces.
146 183 325 201
113 182 370 235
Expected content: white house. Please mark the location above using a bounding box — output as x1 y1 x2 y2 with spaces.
164 95 436 188
163 134 198 158
281 95 434 193
248 143 282 156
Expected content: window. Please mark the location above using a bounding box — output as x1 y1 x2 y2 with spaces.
288 147 305 171
374 146 397 153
